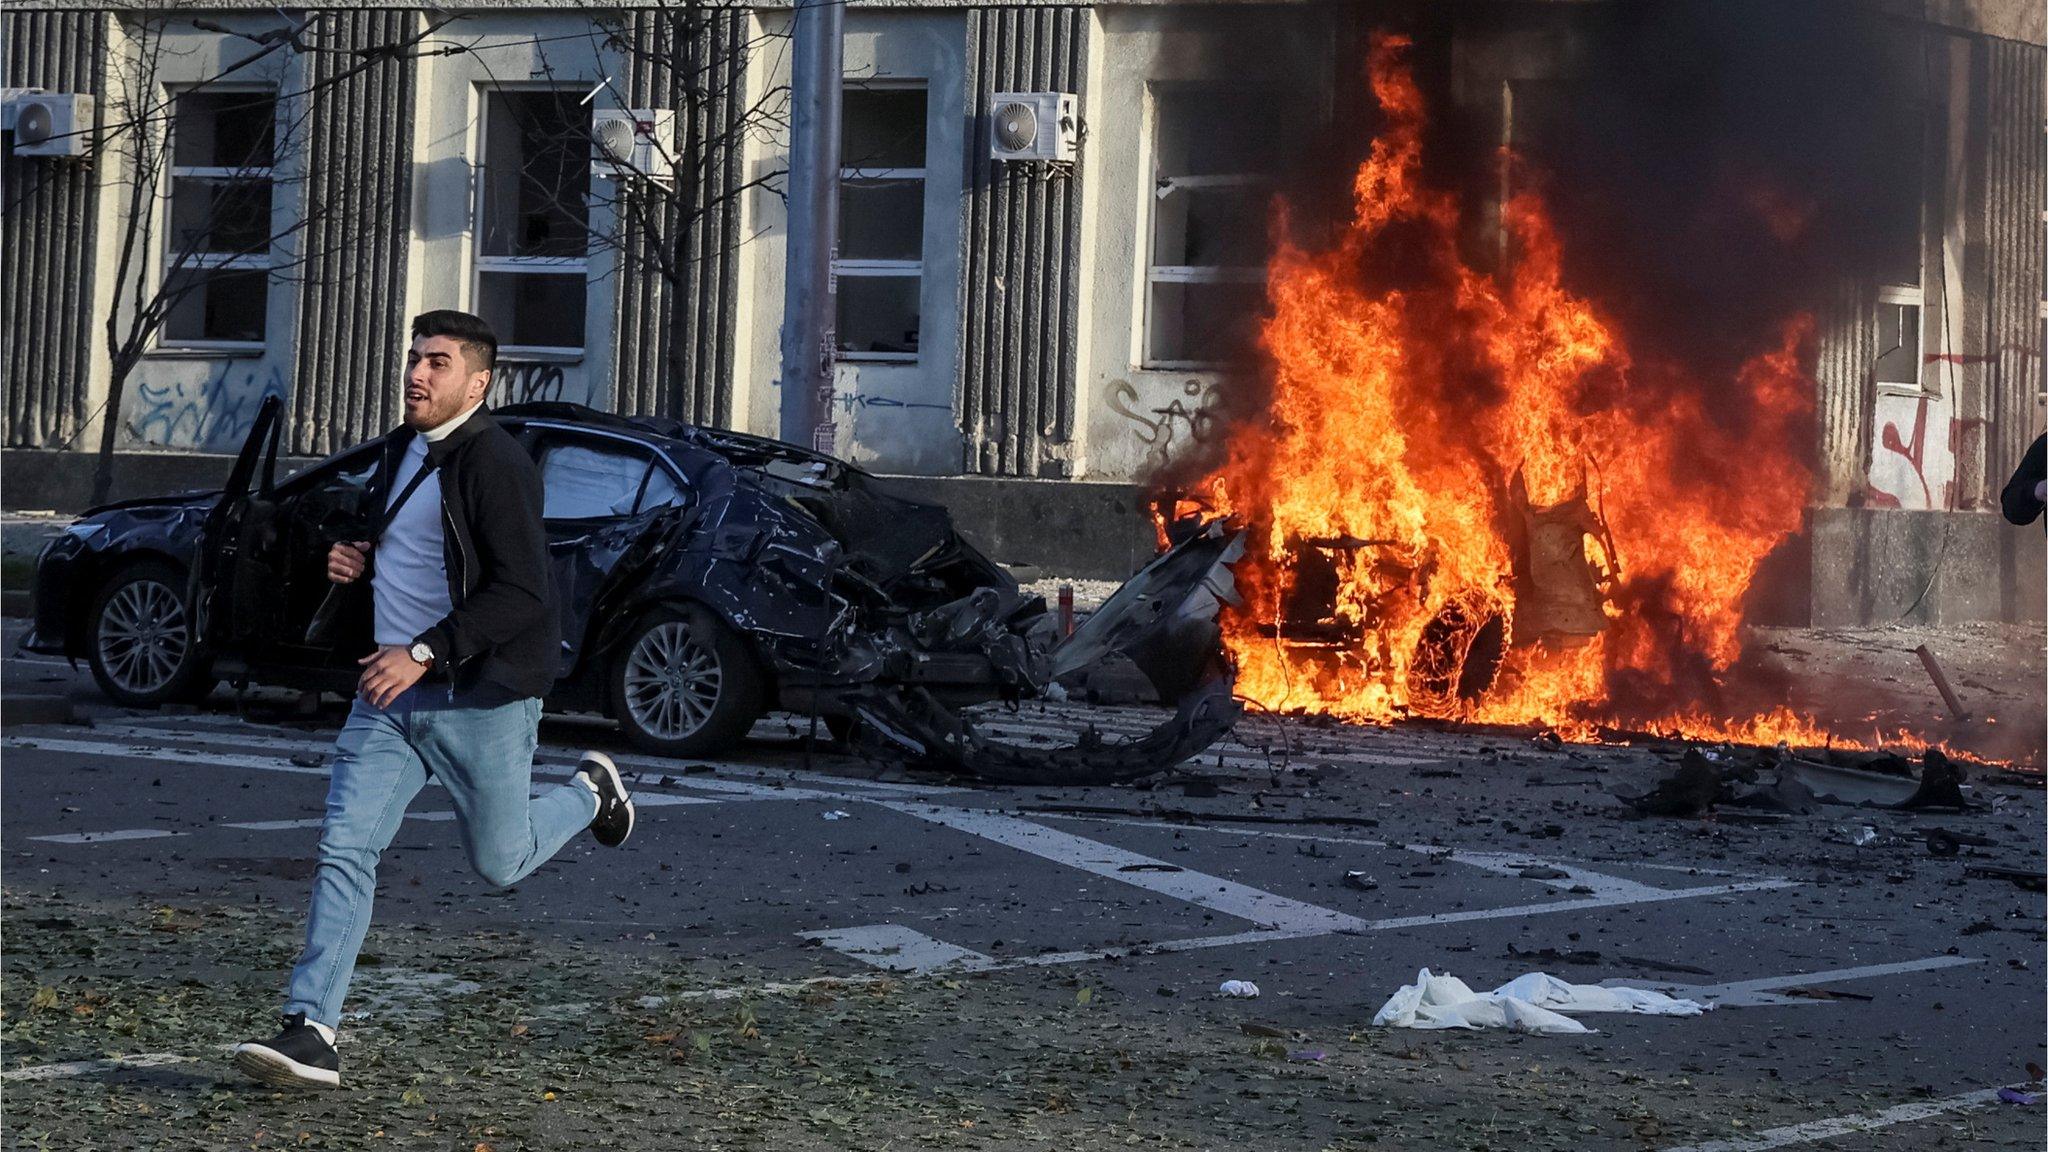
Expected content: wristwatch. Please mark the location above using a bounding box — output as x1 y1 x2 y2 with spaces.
407 641 436 670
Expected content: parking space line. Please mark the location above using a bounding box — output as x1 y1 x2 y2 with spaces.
879 803 1370 934
220 818 327 831
1612 956 1984 1009
799 924 995 974
1 736 775 804
76 722 964 800
1659 1087 2006 1152
3 736 331 776
1042 811 1774 898
27 829 182 844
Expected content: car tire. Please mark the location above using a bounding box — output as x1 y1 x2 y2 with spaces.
609 603 765 757
85 560 215 708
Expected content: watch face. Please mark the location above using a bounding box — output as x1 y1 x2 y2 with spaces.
410 644 432 664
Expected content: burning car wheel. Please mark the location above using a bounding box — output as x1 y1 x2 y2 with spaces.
611 605 765 756
86 561 214 708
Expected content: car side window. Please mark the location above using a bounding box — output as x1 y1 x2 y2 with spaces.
281 446 381 523
536 436 682 520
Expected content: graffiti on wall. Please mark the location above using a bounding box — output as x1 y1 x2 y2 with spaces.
1867 342 2045 511
833 390 951 415
128 365 288 452
489 361 567 407
1106 377 1223 473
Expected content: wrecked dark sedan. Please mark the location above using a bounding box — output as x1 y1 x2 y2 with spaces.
24 397 1241 784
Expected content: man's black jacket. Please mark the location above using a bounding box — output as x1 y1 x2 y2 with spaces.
368 407 560 699
2002 433 2045 528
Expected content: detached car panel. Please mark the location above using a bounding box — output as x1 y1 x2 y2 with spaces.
26 399 1242 783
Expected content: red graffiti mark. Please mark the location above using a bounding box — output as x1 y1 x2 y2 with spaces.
1878 395 1934 509
1923 341 2045 367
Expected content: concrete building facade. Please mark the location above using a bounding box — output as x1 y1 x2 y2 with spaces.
2 1 2042 618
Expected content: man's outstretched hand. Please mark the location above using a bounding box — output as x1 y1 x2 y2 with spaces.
327 540 373 584
358 645 426 709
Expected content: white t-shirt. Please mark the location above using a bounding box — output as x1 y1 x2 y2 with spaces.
371 404 481 647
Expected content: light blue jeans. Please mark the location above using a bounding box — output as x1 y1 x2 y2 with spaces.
284 683 596 1028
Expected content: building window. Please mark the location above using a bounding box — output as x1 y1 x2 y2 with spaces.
162 90 276 347
1143 85 1285 369
835 84 926 362
476 89 591 354
1874 284 1924 392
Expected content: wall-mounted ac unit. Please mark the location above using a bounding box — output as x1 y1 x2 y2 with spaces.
591 109 675 181
1 88 45 132
11 92 93 158
989 92 1077 162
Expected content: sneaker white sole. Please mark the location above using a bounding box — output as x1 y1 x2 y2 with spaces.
579 751 636 846
232 1043 340 1089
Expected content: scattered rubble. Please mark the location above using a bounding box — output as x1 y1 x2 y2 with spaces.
1623 747 1975 818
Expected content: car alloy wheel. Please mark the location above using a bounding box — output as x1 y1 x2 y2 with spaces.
97 576 193 697
621 620 723 741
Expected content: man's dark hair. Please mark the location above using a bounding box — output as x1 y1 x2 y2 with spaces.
410 310 498 374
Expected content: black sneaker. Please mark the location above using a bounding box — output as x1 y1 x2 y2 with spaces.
232 1013 339 1089
578 751 635 847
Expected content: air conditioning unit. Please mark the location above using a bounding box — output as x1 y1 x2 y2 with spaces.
591 109 675 182
1 88 44 131
989 92 1077 162
10 92 92 158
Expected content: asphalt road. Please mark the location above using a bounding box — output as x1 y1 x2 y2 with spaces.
4 619 2045 1150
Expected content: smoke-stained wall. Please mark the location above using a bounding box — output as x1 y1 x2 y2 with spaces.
1 10 105 450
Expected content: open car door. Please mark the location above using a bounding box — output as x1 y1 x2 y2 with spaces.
191 394 284 657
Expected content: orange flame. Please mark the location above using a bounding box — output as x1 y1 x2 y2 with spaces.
1193 34 1834 747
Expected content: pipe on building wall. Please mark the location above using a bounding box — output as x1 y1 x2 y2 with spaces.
1 10 105 450
960 6 1087 478
288 10 417 455
614 8 746 429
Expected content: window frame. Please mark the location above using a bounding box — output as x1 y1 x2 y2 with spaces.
471 85 593 360
1873 282 1929 398
1140 88 1276 371
834 81 928 364
156 84 279 353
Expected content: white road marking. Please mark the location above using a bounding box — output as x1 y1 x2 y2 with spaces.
74 722 963 800
799 924 995 974
221 811 462 831
4 736 746 802
221 818 327 831
1659 1087 2007 1152
1 1053 195 1081
1612 956 1985 1009
5 736 330 776
1044 811 1774 900
27 829 182 844
880 803 1370 934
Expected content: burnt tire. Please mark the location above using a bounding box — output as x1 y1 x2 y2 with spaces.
609 604 765 757
85 560 215 708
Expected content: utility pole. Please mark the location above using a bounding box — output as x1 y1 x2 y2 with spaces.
778 0 842 453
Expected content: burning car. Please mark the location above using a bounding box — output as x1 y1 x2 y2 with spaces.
23 397 1240 784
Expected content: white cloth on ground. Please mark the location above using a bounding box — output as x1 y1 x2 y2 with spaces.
1371 968 1708 1035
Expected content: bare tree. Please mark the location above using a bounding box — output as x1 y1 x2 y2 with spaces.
86 9 452 504
481 2 791 419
